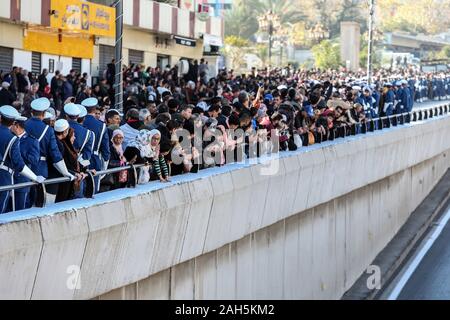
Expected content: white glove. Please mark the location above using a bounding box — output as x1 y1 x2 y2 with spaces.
19 165 39 182
54 160 76 181
35 176 46 184
103 160 109 172
77 155 90 168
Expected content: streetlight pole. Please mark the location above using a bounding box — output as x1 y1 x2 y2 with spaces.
268 22 273 67
113 0 123 112
367 0 375 85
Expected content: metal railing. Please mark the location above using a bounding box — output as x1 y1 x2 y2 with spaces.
0 164 145 209
1 104 449 211
299 104 450 144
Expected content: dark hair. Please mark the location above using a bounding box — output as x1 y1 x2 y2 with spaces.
125 108 140 121
15 120 26 129
222 105 232 117
192 106 204 115
228 114 240 127
180 104 194 112
168 98 180 110
1 117 15 127
166 119 182 132
309 93 321 106
154 113 171 126
208 104 221 113
31 110 45 117
158 103 169 114
106 110 120 123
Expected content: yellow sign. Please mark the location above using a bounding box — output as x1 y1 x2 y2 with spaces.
24 31 94 59
50 0 115 38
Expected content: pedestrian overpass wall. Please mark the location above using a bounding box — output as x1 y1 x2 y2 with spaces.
1 115 450 300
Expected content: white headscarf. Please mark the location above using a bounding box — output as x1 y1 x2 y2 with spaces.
127 129 161 159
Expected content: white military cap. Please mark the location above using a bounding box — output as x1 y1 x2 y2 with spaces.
0 105 22 120
64 103 81 117
44 107 56 120
401 80 408 85
31 97 50 112
54 119 69 133
15 114 27 122
352 86 362 91
81 97 98 109
77 104 87 118
44 112 53 120
277 84 288 90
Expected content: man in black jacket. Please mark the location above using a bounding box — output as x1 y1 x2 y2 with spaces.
106 59 115 86
0 82 15 106
17 68 29 104
38 69 49 95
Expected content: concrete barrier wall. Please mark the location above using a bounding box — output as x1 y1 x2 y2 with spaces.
1 115 450 300
97 151 450 300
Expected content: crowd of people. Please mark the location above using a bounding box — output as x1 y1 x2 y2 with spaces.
0 59 450 214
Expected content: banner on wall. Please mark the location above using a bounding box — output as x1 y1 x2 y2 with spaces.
23 30 94 59
50 0 115 37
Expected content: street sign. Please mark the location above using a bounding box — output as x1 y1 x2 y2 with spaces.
174 36 197 47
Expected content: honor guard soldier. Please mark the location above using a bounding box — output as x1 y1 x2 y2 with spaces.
0 106 45 214
10 114 40 210
25 97 75 181
394 81 404 114
78 104 88 125
383 83 395 117
81 98 110 193
64 103 93 170
400 80 413 113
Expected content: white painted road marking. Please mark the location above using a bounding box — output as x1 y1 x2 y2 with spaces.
388 206 450 300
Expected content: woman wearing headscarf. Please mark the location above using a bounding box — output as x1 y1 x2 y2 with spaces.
102 129 127 191
54 119 85 203
147 129 170 183
124 129 170 184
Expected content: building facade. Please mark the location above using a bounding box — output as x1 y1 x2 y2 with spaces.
0 0 224 84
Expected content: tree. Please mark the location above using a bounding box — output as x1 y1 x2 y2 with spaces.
377 0 450 34
311 40 341 69
255 44 269 65
289 22 311 48
224 2 259 40
437 46 450 60
223 36 250 71
225 0 308 42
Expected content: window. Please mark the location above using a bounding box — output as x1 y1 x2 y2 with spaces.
31 52 42 75
128 49 144 66
72 57 82 73
0 46 13 75
99 44 115 79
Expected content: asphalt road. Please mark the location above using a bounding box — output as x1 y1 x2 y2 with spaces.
415 99 450 110
397 217 450 300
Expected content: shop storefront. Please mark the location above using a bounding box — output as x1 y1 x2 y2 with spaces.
0 0 115 84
